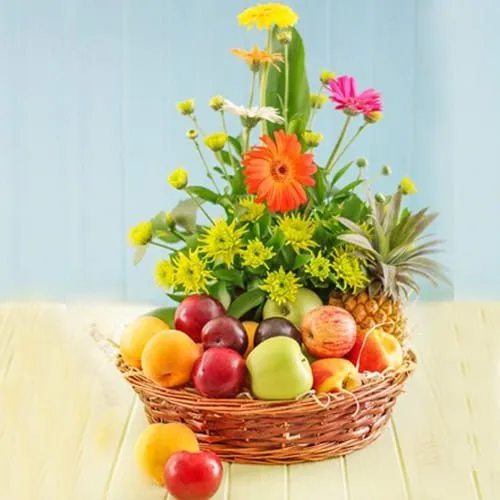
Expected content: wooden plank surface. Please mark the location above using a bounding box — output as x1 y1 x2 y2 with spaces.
0 302 498 499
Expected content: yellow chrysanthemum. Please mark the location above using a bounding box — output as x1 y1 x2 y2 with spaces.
365 111 383 123
241 239 275 269
305 251 331 281
155 259 177 289
231 46 284 71
174 249 213 294
204 132 228 152
238 3 299 30
310 93 328 109
239 196 266 222
302 131 323 148
331 247 369 291
260 267 299 306
209 95 225 111
168 168 188 189
400 176 417 195
176 99 195 115
319 70 336 85
199 219 246 268
128 221 152 247
278 214 317 253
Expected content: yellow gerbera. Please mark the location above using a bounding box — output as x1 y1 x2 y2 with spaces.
305 251 331 281
199 219 246 268
128 221 152 246
241 239 275 269
155 259 177 289
260 267 299 306
231 46 284 71
278 214 317 253
239 196 266 222
173 249 213 294
238 3 299 30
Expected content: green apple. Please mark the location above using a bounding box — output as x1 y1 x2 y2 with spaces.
263 288 323 328
246 336 313 400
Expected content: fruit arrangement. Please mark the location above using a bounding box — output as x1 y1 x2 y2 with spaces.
113 2 448 468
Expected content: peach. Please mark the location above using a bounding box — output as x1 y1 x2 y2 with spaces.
141 330 201 388
347 328 403 373
134 423 199 485
301 306 357 358
242 321 258 358
311 358 361 393
119 316 169 368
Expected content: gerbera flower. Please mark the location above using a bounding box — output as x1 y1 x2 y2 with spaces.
155 259 177 289
199 219 246 268
223 99 284 126
305 251 331 281
260 267 299 305
238 3 299 30
240 239 275 269
128 221 152 247
278 214 318 253
173 249 214 294
238 196 266 222
242 130 317 213
326 75 382 117
231 46 284 71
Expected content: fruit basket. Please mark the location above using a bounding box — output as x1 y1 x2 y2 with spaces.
108 2 448 469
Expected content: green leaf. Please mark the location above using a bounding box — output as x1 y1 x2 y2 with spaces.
314 167 328 203
171 198 199 233
331 161 354 187
184 234 199 249
293 253 312 269
231 168 246 195
267 229 286 251
288 114 307 137
151 211 167 233
220 150 241 167
341 194 366 222
208 282 232 309
156 231 182 243
214 268 245 289
167 293 187 304
333 179 363 202
133 245 147 266
188 186 220 204
145 306 176 325
227 289 266 319
264 27 311 136
228 136 243 157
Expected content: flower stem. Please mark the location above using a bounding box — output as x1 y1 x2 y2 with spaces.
150 241 177 252
284 44 289 127
331 123 368 169
185 187 215 224
190 115 205 136
248 70 257 109
193 140 221 194
215 151 232 185
220 111 237 171
325 115 352 174
259 29 273 135
243 126 251 152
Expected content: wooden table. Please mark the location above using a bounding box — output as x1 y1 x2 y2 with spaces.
0 302 498 500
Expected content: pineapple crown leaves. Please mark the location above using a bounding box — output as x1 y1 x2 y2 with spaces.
336 186 451 300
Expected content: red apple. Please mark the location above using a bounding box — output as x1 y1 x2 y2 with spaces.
301 306 357 358
347 328 403 372
192 347 246 398
164 450 223 500
175 295 225 343
311 358 361 393
201 316 248 355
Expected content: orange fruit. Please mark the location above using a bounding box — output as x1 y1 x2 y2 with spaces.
242 321 259 358
141 330 200 388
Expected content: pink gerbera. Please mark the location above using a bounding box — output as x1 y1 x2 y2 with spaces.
326 75 382 117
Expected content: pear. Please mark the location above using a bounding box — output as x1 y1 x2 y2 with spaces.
246 336 313 400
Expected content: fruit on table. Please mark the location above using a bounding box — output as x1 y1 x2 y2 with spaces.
301 305 357 358
246 336 313 400
311 358 361 393
263 287 323 328
347 327 403 372
192 347 246 398
141 330 201 388
135 423 199 485
175 294 226 343
201 316 248 355
164 450 223 500
242 321 258 357
254 317 301 347
119 316 169 368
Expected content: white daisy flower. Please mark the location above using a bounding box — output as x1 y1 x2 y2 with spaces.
222 99 285 125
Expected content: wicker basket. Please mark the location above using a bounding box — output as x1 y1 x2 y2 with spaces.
115 346 416 465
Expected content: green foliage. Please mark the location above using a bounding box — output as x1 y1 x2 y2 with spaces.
227 289 266 319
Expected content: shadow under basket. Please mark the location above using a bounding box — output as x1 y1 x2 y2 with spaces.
116 350 416 465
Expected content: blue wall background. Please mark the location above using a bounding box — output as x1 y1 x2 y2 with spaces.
1 0 499 303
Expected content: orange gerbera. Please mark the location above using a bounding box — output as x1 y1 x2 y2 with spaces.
242 130 317 213
231 45 284 71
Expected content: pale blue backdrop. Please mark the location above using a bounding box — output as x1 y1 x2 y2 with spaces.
1 0 499 303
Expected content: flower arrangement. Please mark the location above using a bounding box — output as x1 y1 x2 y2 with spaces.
128 2 448 337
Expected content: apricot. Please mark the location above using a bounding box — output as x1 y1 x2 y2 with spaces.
119 316 169 368
134 423 199 485
141 330 200 388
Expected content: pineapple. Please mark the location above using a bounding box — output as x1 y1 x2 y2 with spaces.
329 187 449 340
